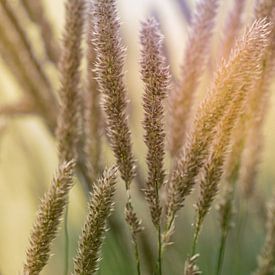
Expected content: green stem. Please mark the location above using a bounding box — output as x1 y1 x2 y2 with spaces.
64 206 69 275
191 228 199 256
191 215 202 256
216 231 227 275
157 225 162 275
133 236 141 275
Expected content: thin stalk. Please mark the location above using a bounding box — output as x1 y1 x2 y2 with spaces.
215 200 232 275
157 224 162 275
161 212 176 254
64 206 69 275
133 235 141 275
191 226 200 256
216 231 227 275
234 200 248 273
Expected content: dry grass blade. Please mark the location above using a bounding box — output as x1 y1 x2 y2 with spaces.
168 0 219 157
21 0 59 64
73 166 117 275
165 18 272 240
140 17 170 228
57 0 85 163
0 1 55 94
23 160 75 275
0 99 35 117
0 3 57 129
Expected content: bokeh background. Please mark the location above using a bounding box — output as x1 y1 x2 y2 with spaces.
0 0 274 274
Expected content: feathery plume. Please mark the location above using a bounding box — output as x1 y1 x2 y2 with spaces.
237 1 275 197
83 3 102 184
254 194 275 275
56 0 85 163
73 166 117 275
215 1 274 241
140 18 170 227
194 89 254 249
219 0 246 60
92 1 142 273
21 0 59 64
23 160 75 275
165 19 272 239
168 0 219 157
92 0 135 186
184 254 201 275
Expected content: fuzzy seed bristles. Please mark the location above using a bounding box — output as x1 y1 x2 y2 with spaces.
92 0 135 187
140 18 170 227
254 194 275 275
73 166 117 275
165 18 272 233
168 0 219 157
57 0 85 163
125 191 143 235
23 160 75 275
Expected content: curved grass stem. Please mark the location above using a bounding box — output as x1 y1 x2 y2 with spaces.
133 235 141 275
216 231 227 275
157 225 162 275
64 205 69 275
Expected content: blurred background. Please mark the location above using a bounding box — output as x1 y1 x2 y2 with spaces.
0 0 274 274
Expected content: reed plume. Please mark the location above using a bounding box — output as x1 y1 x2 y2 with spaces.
168 0 218 157
215 5 274 270
83 2 102 184
165 18 272 241
238 0 275 197
140 18 170 274
21 0 59 64
254 194 275 275
140 18 170 228
23 160 75 275
73 166 117 275
91 0 142 273
193 86 259 253
92 0 135 186
57 0 85 163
